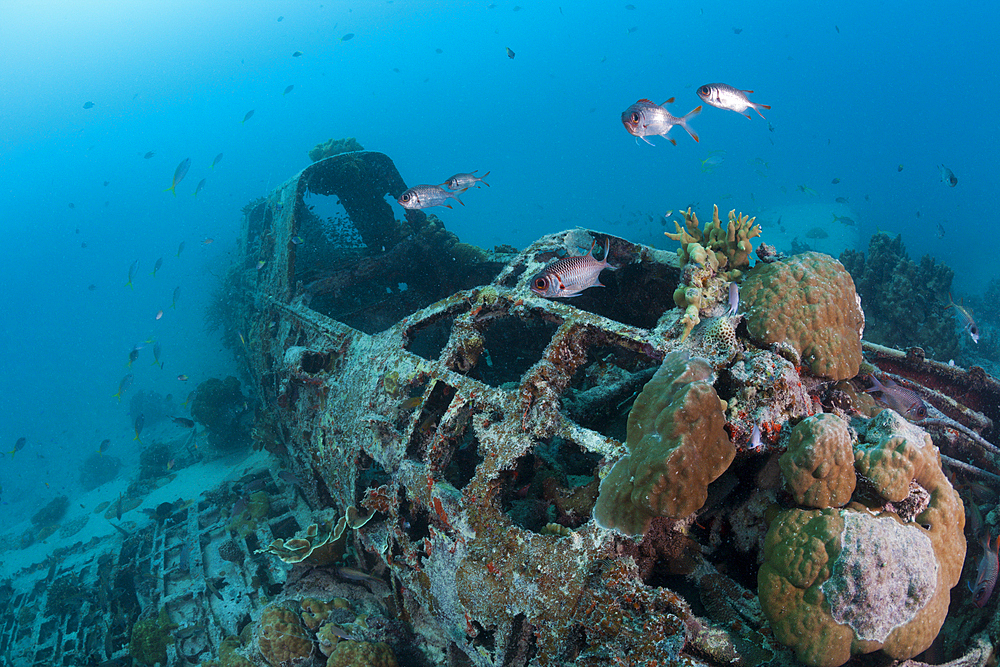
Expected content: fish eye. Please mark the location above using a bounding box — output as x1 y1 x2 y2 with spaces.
533 277 548 289
630 112 640 123
699 86 708 95
401 194 410 202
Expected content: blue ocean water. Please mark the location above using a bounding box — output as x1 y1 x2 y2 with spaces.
0 0 996 529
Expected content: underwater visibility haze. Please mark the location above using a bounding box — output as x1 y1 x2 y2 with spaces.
1 1 999 665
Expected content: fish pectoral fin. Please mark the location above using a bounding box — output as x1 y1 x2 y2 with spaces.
640 136 655 146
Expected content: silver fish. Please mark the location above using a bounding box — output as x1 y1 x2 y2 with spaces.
696 83 771 119
621 98 701 145
864 375 927 420
398 184 466 210
726 282 739 316
938 164 958 187
947 292 979 343
442 170 490 190
530 239 616 298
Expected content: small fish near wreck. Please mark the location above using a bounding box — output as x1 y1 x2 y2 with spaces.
939 164 958 187
530 238 617 298
864 374 928 420
441 170 490 190
621 98 701 145
164 158 191 196
398 184 466 210
947 292 979 343
697 83 771 119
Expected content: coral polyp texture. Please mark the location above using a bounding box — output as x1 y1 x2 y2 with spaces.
740 251 865 380
593 351 735 535
779 413 856 508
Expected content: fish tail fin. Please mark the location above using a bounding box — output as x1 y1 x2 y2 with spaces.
8 450 15 458
452 188 467 206
480 170 491 186
752 103 770 119
679 107 701 142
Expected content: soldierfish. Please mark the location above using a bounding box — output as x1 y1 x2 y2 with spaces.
621 98 701 145
939 164 958 187
946 292 979 343
441 170 490 190
970 532 1000 607
398 184 467 210
864 374 928 420
530 239 616 298
697 83 771 119
164 158 191 196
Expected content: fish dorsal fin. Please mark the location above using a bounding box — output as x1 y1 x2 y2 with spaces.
637 98 657 106
661 97 675 105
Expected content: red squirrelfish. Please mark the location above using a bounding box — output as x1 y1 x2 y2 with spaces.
398 184 467 210
530 239 616 298
441 170 490 190
969 532 1000 607
864 374 928 421
697 83 771 119
946 292 979 343
621 98 701 146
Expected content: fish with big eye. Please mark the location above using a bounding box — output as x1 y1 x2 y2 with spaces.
398 184 467 210
696 83 770 119
864 374 928 421
530 238 616 298
621 98 701 146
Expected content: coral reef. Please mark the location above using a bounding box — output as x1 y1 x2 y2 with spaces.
190 376 251 450
129 607 178 666
840 232 960 361
741 251 865 380
79 451 122 490
664 205 761 341
759 409 965 666
324 641 398 667
593 351 735 535
220 159 998 667
257 515 348 566
309 137 364 162
779 413 856 508
31 495 68 527
257 605 313 666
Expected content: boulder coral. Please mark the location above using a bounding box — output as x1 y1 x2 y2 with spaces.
759 409 965 667
593 351 735 535
257 605 313 667
740 251 864 380
780 414 856 508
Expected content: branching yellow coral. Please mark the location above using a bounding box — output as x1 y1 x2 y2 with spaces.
665 205 761 277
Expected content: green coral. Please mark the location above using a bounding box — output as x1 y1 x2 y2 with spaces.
129 607 178 666
780 414 856 509
309 137 364 162
840 232 959 361
664 205 760 341
740 251 864 380
593 351 735 535
325 641 398 667
759 409 966 667
257 605 313 666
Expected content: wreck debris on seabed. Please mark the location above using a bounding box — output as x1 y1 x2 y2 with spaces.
211 151 1000 666
8 149 999 667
